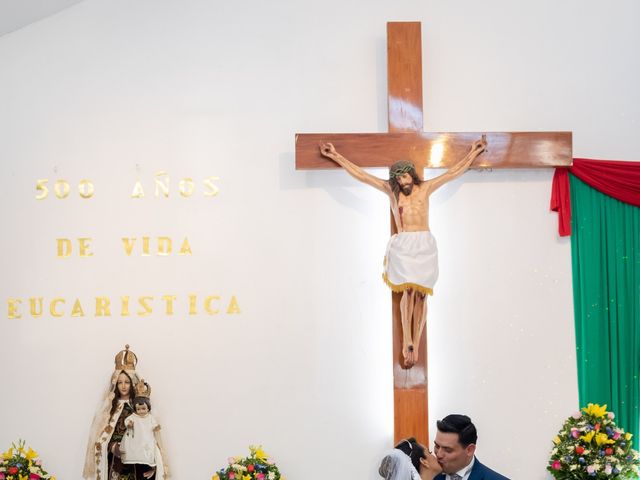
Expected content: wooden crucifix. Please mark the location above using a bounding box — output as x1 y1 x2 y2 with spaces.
295 22 572 447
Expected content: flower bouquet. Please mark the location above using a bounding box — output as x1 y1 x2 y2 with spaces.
212 445 284 480
0 440 56 480
548 403 640 478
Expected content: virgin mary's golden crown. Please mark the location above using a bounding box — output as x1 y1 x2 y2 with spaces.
114 344 138 371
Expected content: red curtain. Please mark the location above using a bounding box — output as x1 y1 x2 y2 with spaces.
550 158 640 236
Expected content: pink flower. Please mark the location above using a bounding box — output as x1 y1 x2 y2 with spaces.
613 432 621 440
572 411 583 419
604 465 613 475
228 473 235 480
256 474 265 480
0 472 6 480
608 412 615 419
571 428 581 439
29 474 41 480
227 457 235 465
552 460 561 470
587 465 595 474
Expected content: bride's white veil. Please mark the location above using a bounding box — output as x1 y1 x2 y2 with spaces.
379 449 420 480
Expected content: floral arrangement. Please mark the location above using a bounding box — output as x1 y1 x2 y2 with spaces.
212 445 284 480
0 440 55 480
548 403 640 479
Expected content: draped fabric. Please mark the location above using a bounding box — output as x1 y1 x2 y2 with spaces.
569 173 640 440
551 158 640 236
378 449 420 480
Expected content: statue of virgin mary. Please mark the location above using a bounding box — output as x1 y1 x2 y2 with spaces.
83 345 169 480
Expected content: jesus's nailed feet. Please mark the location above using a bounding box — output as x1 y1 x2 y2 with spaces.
402 344 416 369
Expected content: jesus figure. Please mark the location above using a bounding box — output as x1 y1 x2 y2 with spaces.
319 138 487 368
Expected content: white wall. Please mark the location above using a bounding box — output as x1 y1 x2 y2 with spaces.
0 0 638 478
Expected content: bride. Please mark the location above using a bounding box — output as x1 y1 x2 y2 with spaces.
379 438 442 480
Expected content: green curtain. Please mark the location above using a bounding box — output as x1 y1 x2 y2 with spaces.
570 173 640 440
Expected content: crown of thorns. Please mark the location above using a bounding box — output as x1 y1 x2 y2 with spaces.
389 160 416 179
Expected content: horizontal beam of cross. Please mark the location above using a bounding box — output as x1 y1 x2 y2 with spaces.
295 131 572 170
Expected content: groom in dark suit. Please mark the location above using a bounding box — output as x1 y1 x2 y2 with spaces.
433 414 510 480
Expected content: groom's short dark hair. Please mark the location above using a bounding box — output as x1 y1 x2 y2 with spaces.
437 414 477 447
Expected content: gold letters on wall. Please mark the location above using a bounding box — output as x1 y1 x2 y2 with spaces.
36 174 220 200
7 295 241 319
6 172 242 319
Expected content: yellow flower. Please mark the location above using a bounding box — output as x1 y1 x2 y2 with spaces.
581 403 608 418
242 475 251 480
595 433 615 446
254 446 268 461
25 448 38 461
212 475 220 480
626 433 633 441
553 436 561 445
580 431 595 443
2 447 14 460
19 474 28 480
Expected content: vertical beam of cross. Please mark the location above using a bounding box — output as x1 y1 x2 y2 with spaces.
387 22 430 447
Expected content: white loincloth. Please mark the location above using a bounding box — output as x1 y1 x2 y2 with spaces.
382 231 438 295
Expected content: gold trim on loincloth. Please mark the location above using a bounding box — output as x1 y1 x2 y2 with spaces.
382 273 434 296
